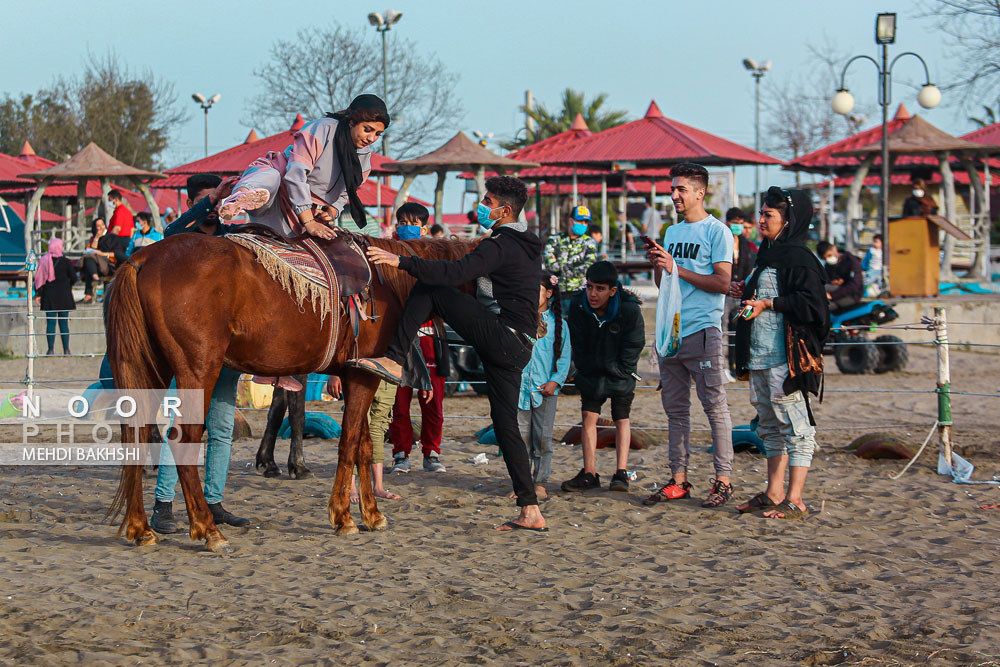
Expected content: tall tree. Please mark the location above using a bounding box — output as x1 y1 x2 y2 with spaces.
502 88 629 150
0 54 182 169
246 22 463 159
924 0 1000 110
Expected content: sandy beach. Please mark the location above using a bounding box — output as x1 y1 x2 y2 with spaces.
0 343 998 665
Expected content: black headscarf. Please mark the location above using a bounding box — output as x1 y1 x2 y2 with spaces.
743 187 819 297
327 94 390 229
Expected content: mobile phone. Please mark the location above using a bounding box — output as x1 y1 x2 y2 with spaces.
737 304 755 320
640 235 655 249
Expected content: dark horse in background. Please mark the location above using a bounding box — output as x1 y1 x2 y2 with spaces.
104 232 476 553
256 374 310 479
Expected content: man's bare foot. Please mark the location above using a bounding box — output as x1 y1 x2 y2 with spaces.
495 504 546 531
506 486 548 500
375 488 400 500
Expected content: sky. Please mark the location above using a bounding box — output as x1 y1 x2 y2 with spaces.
3 0 969 212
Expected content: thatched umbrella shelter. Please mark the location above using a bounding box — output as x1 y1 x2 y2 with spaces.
19 142 165 253
832 114 1000 281
381 132 539 227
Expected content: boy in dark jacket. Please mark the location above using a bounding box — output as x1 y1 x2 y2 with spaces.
562 261 645 493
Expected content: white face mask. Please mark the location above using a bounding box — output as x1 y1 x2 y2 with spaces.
824 255 838 265
912 189 925 198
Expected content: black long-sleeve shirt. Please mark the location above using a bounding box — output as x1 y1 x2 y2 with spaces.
396 225 542 338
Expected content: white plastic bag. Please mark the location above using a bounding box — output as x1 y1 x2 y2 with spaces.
655 267 682 358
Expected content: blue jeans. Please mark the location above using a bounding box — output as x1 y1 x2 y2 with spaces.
45 311 70 353
154 367 241 504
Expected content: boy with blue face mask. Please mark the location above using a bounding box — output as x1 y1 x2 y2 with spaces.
394 202 430 240
543 205 599 313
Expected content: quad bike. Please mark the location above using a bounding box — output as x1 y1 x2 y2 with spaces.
825 300 909 374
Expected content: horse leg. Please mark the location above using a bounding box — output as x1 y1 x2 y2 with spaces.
356 421 388 532
328 370 380 535
287 374 311 479
256 385 287 478
120 424 158 546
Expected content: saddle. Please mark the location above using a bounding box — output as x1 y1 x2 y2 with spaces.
226 224 379 372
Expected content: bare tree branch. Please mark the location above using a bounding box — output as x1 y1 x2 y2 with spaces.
921 0 1000 109
244 22 464 158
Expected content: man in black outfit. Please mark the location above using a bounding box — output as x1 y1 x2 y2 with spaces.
355 176 548 532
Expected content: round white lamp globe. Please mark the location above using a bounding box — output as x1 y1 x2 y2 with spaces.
831 90 856 115
917 84 942 109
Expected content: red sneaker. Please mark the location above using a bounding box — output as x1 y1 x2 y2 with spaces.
642 478 692 505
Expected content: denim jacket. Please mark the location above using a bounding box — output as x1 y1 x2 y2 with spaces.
518 309 571 410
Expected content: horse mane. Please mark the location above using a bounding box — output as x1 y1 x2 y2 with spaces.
365 235 480 304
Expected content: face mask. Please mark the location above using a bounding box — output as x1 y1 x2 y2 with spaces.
477 202 503 230
396 224 422 240
824 255 838 265
729 223 743 235
912 189 925 198
571 222 588 236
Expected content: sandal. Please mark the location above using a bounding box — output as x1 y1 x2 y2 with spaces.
345 358 402 385
737 491 777 514
763 500 808 520
218 187 270 220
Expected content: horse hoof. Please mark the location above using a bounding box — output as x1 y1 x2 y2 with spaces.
262 466 281 478
206 536 232 554
368 516 389 531
134 530 159 547
289 468 313 480
335 523 360 536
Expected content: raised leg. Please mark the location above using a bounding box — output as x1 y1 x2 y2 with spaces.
329 369 381 535
286 374 312 479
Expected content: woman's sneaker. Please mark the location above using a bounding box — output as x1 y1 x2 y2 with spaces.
561 469 600 492
218 187 270 220
609 469 630 492
642 478 692 505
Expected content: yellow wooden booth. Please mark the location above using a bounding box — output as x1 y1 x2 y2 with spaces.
888 214 971 297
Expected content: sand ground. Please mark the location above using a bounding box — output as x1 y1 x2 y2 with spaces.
0 345 998 665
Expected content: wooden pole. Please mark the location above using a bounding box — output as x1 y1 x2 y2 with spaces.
392 173 416 212
939 153 957 281
600 175 608 257
960 156 989 281
845 156 874 255
134 180 161 232
935 306 952 467
620 172 628 264
572 167 578 206
433 169 446 228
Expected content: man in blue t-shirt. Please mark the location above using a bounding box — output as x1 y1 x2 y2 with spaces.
644 163 736 509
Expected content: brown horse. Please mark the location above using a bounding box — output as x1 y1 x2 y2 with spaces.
104 232 475 553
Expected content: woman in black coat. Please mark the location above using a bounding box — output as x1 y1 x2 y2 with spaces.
33 237 77 355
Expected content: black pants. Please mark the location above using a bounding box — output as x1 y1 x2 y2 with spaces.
386 283 537 506
82 254 112 296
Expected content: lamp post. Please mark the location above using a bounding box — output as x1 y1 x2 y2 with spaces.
367 9 403 158
191 93 221 157
831 12 941 291
743 58 771 215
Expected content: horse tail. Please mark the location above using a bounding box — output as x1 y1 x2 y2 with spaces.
104 256 165 530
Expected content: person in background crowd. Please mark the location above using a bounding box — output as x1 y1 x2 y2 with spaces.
816 241 863 310
33 237 76 356
80 218 128 303
617 210 638 253
587 224 607 260
150 172 249 535
429 223 445 237
902 179 938 217
543 205 598 313
126 212 164 256
107 189 135 238
514 271 571 500
726 207 757 283
732 186 829 520
644 163 735 508
741 216 759 253
862 234 883 295
561 261 644 494
163 207 178 226
641 196 662 236
387 203 448 475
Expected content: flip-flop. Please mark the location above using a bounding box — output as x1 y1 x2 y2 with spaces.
345 358 402 385
497 521 549 533
763 500 808 520
737 491 777 514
